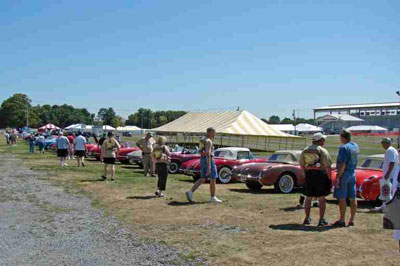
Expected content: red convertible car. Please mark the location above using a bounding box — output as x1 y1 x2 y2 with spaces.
91 145 141 164
233 151 385 200
180 147 268 184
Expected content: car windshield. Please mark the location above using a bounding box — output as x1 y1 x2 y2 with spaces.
268 153 294 163
214 150 232 158
237 151 253 160
361 159 383 169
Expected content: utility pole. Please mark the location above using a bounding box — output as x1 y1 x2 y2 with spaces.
293 109 297 135
26 99 31 128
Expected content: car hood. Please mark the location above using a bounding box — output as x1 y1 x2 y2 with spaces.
233 162 290 175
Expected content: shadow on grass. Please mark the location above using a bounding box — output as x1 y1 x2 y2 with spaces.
79 179 106 183
326 199 375 210
168 201 207 206
269 224 340 232
281 206 303 212
229 188 277 194
126 195 156 200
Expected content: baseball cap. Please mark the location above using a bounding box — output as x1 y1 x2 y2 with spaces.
312 132 327 142
381 138 392 144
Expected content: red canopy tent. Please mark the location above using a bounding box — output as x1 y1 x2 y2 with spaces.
38 123 61 132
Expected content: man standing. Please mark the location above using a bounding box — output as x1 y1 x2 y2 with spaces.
333 129 360 227
136 133 156 177
375 138 399 212
74 131 87 167
28 133 36 153
37 134 45 154
300 133 332 226
5 131 10 145
56 132 71 167
186 127 222 203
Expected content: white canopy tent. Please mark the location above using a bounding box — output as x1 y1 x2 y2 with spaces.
270 124 296 134
295 123 324 134
346 125 388 133
64 124 93 132
116 126 142 132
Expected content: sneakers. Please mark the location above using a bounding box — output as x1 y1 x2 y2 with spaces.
374 206 385 213
186 191 194 203
318 218 328 227
303 217 311 225
209 196 222 203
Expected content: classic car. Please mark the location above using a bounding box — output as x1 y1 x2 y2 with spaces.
332 154 383 202
91 145 141 164
233 151 385 198
126 146 200 173
179 147 268 184
232 150 304 193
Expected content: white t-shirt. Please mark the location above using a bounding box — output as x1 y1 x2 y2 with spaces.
74 135 87 151
383 146 399 182
56 136 70 150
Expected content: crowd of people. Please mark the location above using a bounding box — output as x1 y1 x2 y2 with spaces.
4 126 400 252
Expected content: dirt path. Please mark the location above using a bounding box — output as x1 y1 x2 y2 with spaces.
0 154 191 266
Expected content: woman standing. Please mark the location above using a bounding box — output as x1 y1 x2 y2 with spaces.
101 132 121 181
152 136 171 197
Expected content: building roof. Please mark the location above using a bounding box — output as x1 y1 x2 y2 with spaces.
152 110 295 138
346 125 388 132
315 102 400 112
317 114 364 122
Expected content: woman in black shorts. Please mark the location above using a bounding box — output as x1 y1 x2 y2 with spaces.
101 132 121 181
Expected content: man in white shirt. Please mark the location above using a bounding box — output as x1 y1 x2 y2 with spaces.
73 131 87 167
375 138 399 212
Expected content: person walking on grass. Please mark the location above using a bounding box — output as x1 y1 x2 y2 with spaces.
374 138 399 212
152 136 171 198
101 132 121 181
37 134 45 154
332 129 360 227
186 127 222 203
28 133 36 153
74 131 87 167
136 133 156 177
56 132 71 167
300 133 332 227
5 131 10 145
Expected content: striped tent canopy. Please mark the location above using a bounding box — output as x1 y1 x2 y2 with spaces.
38 123 60 131
152 110 295 138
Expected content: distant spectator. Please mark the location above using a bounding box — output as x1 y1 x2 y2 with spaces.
74 131 87 167
116 135 121 144
152 136 171 197
332 129 360 227
67 133 75 160
10 131 17 146
28 133 36 153
136 133 156 177
56 132 71 167
299 133 332 226
37 134 46 154
101 132 121 181
5 131 10 145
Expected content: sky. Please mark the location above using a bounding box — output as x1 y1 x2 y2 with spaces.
1 0 399 119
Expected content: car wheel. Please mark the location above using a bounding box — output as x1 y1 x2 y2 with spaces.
274 174 295 193
218 167 232 184
128 158 136 165
168 161 180 174
246 182 263 191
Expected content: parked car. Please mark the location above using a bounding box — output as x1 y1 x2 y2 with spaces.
91 145 141 164
180 147 268 184
332 154 383 202
232 150 304 193
127 149 143 168
233 151 385 198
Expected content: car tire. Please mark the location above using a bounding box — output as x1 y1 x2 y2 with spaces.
218 167 232 184
128 159 136 165
246 182 263 191
168 161 180 174
274 174 295 194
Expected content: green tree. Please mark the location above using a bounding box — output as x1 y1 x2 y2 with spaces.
268 115 281 124
0 93 39 128
97 108 116 126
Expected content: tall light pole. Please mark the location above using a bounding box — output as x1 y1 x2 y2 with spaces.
26 99 31 128
396 91 400 149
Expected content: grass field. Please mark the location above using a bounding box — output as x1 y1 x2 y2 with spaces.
1 136 399 266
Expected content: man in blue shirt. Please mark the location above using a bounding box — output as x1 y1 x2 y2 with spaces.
333 129 360 227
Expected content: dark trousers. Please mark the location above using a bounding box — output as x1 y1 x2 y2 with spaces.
29 142 35 153
156 163 168 191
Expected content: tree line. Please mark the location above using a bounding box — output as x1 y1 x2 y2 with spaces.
0 93 187 129
261 115 315 125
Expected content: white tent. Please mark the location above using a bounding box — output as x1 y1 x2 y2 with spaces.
116 126 142 132
346 125 388 133
270 124 295 134
102 125 115 131
295 123 324 133
65 124 93 132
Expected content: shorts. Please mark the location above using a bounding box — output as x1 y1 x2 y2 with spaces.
75 150 86 157
303 170 331 197
103 157 116 165
334 173 356 199
200 156 218 179
57 149 68 157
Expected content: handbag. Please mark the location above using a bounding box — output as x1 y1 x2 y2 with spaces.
383 190 400 230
